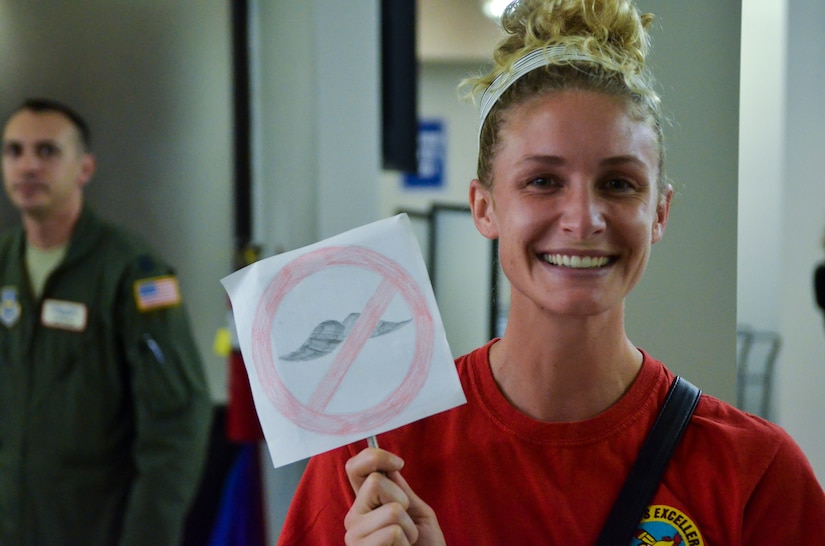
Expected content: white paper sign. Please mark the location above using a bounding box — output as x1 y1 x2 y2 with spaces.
221 214 466 468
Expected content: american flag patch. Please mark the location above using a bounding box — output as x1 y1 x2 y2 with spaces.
134 275 181 312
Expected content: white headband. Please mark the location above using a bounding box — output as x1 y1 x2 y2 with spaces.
478 45 597 138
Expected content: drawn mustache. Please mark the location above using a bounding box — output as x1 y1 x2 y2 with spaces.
280 312 412 362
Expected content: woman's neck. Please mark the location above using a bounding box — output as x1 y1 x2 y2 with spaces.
489 303 642 422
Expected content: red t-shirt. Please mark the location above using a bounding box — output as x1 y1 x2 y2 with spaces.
278 341 825 545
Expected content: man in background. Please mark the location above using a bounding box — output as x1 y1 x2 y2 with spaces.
0 98 212 545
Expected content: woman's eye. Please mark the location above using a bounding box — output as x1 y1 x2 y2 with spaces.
529 176 557 188
604 178 634 192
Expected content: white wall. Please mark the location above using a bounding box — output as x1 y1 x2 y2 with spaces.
251 0 318 255
738 0 786 334
253 0 380 257
776 0 825 482
737 0 825 483
251 0 381 540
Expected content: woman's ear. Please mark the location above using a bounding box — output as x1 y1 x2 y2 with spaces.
470 179 499 240
651 184 673 244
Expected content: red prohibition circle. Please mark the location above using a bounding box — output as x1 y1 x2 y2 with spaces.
251 245 434 435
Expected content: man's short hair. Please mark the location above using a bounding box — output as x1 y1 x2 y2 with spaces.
10 98 92 151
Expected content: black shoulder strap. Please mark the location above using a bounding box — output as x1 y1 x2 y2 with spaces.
595 376 701 546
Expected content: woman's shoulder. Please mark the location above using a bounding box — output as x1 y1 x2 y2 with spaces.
682 390 816 487
642 352 788 452
691 392 787 446
644 353 813 486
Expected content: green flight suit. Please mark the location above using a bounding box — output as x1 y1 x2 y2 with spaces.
0 206 212 546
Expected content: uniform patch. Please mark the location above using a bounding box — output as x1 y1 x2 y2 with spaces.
41 299 88 332
633 505 704 545
134 275 181 312
1 286 21 328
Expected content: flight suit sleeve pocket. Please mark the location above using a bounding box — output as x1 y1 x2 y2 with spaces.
133 331 190 415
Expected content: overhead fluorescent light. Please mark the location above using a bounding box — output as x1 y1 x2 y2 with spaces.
481 0 515 21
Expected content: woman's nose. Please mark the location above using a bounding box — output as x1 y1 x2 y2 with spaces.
559 185 606 238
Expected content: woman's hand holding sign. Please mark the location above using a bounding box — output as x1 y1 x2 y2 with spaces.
344 447 445 546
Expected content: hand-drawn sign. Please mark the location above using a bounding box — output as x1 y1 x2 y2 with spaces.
251 245 434 436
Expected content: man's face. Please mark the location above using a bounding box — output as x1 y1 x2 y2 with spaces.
2 109 93 220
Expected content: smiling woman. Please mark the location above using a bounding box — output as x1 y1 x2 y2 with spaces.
470 90 669 324
276 1 825 544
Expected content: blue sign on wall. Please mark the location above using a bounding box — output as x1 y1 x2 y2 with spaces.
404 119 445 189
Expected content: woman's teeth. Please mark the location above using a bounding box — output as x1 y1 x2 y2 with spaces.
543 254 609 269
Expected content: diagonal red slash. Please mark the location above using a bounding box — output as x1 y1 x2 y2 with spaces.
252 244 435 436
307 277 397 412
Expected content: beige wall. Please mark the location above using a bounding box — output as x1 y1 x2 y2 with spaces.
0 0 234 401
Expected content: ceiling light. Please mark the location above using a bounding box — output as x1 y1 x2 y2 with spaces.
481 0 515 21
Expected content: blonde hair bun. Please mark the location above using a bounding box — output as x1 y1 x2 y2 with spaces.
465 0 656 103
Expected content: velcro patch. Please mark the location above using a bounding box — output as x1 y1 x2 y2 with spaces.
134 275 181 312
41 299 88 332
